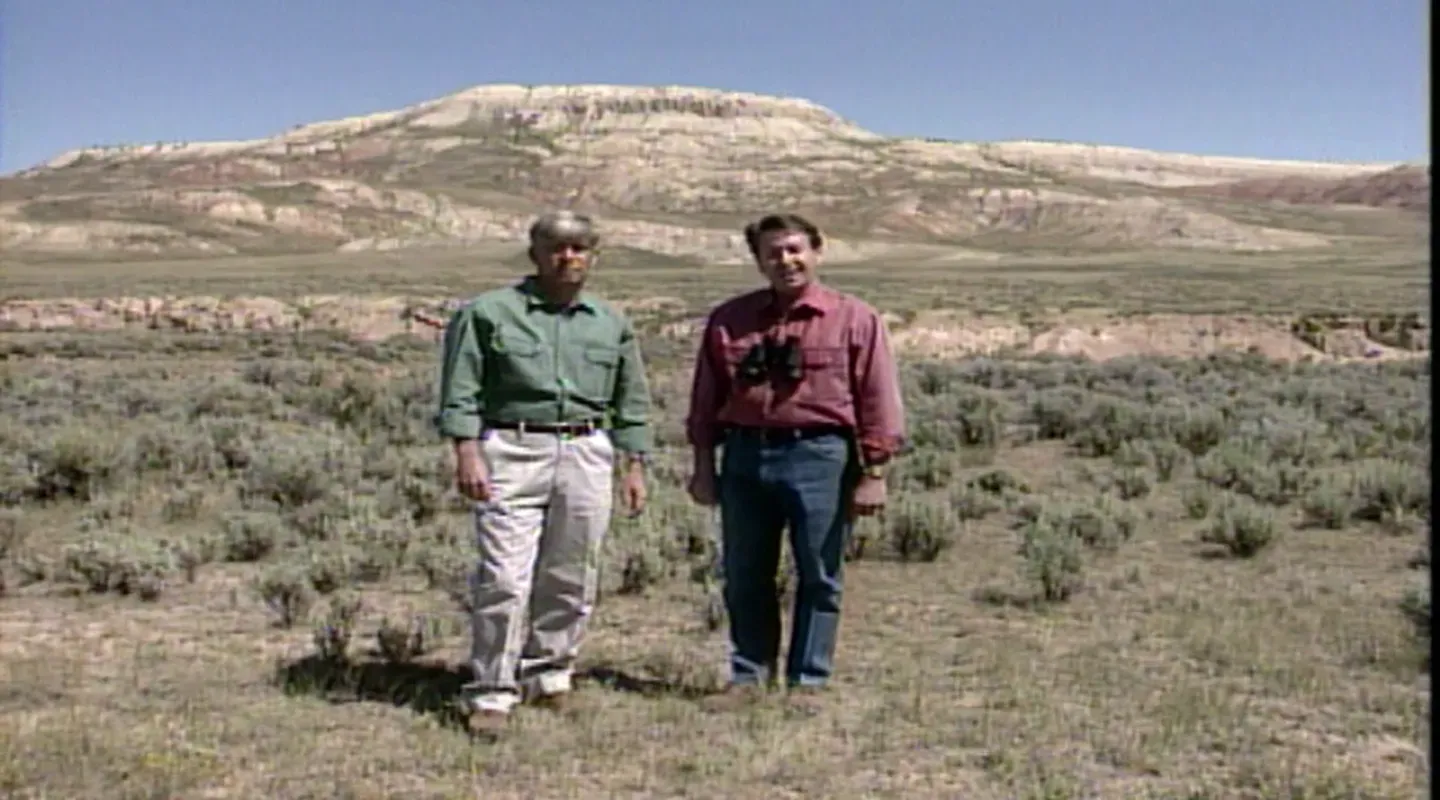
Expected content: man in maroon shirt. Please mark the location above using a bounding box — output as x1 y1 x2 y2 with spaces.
685 212 906 710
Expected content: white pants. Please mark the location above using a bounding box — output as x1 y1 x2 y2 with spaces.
463 428 615 713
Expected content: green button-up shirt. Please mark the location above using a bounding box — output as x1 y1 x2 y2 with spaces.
434 277 652 453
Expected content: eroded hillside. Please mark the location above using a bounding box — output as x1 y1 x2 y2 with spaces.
1177 164 1430 211
0 85 1426 260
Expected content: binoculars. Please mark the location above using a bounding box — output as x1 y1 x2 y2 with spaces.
737 336 804 384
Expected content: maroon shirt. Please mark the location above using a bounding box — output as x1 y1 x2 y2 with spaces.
685 283 906 465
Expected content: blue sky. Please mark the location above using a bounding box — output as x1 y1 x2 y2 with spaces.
1 0 1428 174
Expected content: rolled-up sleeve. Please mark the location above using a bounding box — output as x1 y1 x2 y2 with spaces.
851 309 906 463
609 316 653 453
434 306 485 440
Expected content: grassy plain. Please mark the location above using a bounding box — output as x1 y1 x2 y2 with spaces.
0 245 1431 798
1 242 1429 317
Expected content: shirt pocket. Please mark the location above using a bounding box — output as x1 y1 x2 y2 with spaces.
491 328 544 359
575 345 621 398
798 345 851 404
488 328 547 396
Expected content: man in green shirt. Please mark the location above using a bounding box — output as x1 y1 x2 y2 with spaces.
434 210 652 739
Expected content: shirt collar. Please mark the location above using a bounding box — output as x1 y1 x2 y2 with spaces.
518 275 596 313
767 283 836 315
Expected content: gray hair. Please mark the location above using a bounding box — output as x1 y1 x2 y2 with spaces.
528 210 599 247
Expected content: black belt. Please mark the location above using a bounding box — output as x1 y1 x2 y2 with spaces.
486 420 601 435
725 425 849 444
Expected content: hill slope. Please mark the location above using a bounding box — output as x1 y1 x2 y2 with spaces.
1177 164 1430 211
0 84 1427 261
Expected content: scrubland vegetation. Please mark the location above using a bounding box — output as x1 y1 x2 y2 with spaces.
0 315 1428 798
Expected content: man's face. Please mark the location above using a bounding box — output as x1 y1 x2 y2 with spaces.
532 237 596 287
754 229 820 294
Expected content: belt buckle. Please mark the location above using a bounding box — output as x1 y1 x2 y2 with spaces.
561 421 594 440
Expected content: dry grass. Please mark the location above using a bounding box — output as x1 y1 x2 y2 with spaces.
0 249 1430 799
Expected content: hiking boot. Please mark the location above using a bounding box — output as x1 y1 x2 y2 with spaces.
699 683 767 714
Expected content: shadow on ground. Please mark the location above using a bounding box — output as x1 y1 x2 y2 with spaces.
576 663 715 700
273 655 714 724
275 655 472 726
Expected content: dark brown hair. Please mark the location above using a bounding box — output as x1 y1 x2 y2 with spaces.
743 213 824 257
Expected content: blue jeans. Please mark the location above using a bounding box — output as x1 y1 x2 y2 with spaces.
718 430 855 688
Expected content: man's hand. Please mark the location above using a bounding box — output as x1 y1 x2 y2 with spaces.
687 450 719 507
454 439 492 502
687 468 719 507
849 474 887 520
619 460 647 517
